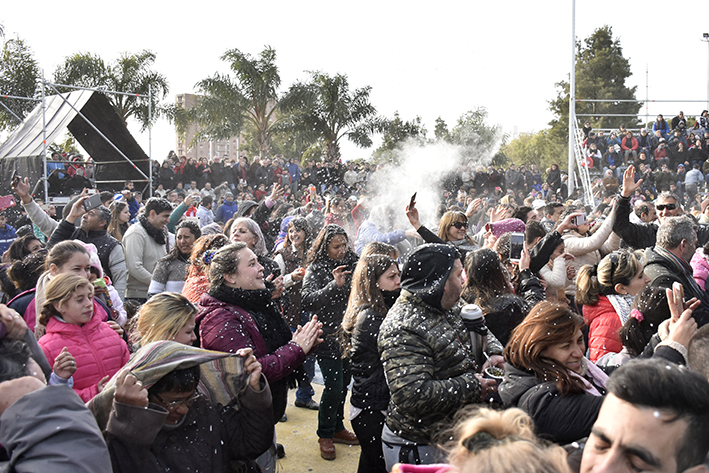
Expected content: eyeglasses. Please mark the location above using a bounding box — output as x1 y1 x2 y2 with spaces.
153 391 201 412
451 221 468 230
655 203 677 211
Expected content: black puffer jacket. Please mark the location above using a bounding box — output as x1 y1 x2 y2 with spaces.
349 307 389 411
378 244 485 444
379 292 482 444
301 253 358 359
499 364 603 444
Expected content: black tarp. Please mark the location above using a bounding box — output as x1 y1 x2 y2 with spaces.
0 90 150 198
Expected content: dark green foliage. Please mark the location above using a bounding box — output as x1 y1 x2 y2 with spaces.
53 50 169 131
280 72 384 162
549 26 641 143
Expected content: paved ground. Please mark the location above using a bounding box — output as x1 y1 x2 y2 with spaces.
275 383 360 472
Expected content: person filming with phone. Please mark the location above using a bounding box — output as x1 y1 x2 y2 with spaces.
45 189 127 300
556 202 620 307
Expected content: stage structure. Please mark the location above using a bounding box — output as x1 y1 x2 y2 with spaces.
0 84 153 200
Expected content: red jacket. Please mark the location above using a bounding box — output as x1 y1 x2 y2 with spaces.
39 312 130 402
621 136 638 152
583 295 623 362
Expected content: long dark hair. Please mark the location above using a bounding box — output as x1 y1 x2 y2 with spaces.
341 255 398 354
7 234 42 262
504 302 586 396
461 249 511 308
305 224 357 267
279 217 313 253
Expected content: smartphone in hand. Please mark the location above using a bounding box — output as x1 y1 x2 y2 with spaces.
409 192 417 209
82 193 103 212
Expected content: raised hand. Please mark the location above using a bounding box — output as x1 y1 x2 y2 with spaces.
621 165 643 198
236 348 263 389
292 316 324 355
11 177 32 204
332 265 351 288
405 204 422 230
114 369 149 407
269 183 284 202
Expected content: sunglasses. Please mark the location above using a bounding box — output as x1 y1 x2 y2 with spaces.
451 221 468 230
655 203 677 211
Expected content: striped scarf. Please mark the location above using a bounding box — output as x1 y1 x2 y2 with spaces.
88 340 249 431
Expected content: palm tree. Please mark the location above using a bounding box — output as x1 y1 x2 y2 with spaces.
280 72 383 162
177 46 282 157
53 50 169 131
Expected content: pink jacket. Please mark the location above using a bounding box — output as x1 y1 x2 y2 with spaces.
691 249 709 291
39 313 129 402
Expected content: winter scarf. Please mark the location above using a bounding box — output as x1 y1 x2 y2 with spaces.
570 357 609 396
88 340 249 431
606 294 635 325
139 213 167 246
208 285 292 356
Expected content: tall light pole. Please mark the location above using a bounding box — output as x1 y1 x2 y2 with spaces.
703 33 709 110
568 0 576 197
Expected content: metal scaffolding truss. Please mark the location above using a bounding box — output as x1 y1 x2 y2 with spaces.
0 80 154 199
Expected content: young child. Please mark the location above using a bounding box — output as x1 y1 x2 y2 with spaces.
85 244 127 327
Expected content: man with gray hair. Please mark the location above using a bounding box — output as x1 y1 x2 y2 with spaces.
613 165 709 250
644 215 709 326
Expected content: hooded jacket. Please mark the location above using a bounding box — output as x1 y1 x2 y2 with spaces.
39 312 130 402
378 244 483 444
215 200 238 223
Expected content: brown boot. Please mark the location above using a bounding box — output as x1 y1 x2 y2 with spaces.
333 428 359 445
318 438 336 460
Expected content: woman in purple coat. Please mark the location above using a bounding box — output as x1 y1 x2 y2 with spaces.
197 242 322 424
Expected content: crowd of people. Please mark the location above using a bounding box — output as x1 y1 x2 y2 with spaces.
582 112 709 206
2 139 709 473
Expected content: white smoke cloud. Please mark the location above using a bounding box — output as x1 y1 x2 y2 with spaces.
364 134 504 232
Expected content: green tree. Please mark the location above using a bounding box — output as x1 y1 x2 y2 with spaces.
53 50 169 131
371 112 427 164
175 46 283 158
502 129 566 171
433 117 451 143
450 107 507 162
280 72 384 162
549 25 641 144
0 36 40 131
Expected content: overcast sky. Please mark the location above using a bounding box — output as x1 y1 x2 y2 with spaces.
3 0 709 162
